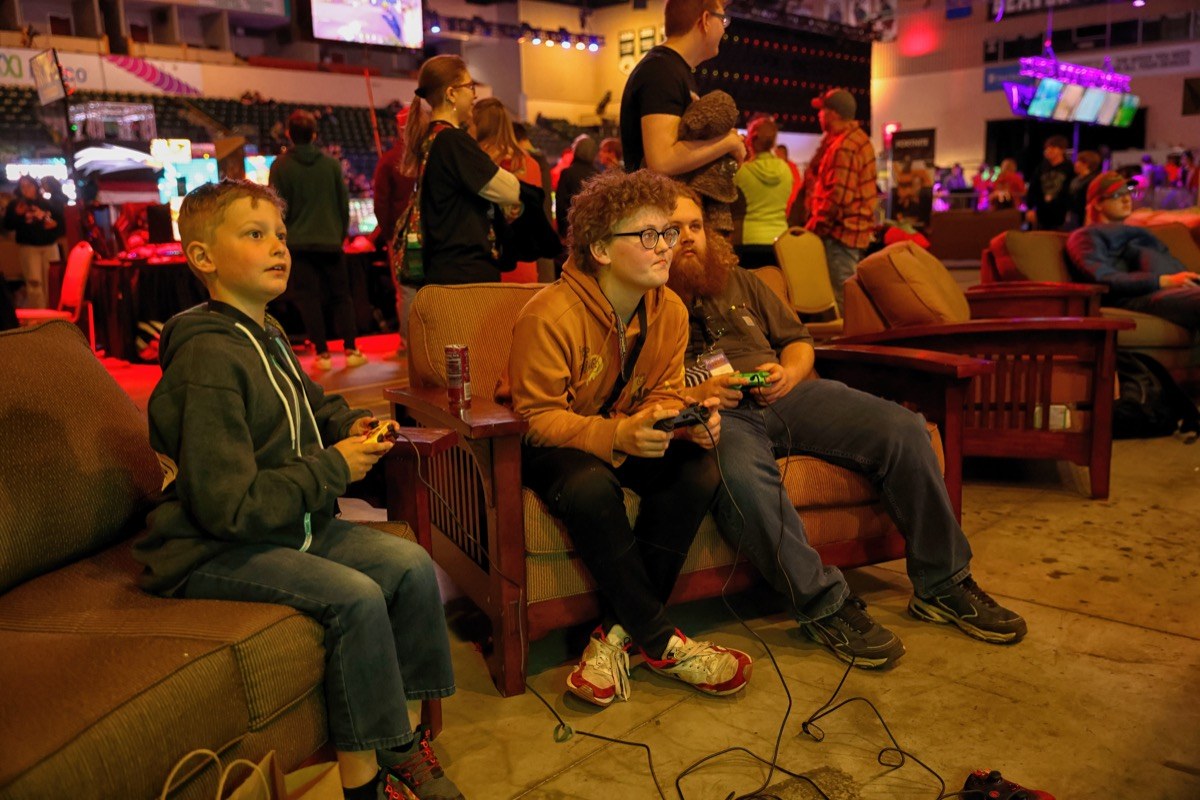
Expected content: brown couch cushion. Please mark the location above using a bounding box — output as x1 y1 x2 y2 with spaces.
0 545 324 796
1144 222 1200 273
1001 231 1072 282
0 322 162 594
855 243 970 327
409 283 542 395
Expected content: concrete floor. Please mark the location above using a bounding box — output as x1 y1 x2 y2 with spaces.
391 439 1200 800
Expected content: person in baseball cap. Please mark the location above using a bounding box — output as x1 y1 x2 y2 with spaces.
811 88 857 123
1084 171 1138 225
1067 170 1199 332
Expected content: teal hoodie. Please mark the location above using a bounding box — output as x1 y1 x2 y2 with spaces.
133 302 368 594
268 143 350 251
734 153 794 246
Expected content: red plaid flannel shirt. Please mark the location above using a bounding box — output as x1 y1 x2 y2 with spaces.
803 122 879 250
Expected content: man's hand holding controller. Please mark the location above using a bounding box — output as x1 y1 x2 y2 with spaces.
333 417 398 482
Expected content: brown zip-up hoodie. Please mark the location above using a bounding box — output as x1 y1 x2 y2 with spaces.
501 260 688 466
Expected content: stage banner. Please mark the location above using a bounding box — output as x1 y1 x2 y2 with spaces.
890 129 936 229
0 48 203 95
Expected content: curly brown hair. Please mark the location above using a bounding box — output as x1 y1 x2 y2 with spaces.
567 169 680 276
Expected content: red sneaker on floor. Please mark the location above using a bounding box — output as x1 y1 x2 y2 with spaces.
642 630 752 696
566 624 631 707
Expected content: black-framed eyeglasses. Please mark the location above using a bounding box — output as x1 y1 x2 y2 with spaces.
611 226 680 250
707 10 731 29
451 81 479 92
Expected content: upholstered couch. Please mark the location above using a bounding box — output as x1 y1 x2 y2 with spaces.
982 222 1200 388
385 281 991 696
0 321 425 800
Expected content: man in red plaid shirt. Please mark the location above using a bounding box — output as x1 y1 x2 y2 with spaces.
802 88 879 312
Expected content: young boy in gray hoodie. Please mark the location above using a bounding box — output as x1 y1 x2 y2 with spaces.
133 180 464 800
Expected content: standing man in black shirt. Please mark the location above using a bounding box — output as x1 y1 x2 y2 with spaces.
1025 135 1075 231
619 0 745 176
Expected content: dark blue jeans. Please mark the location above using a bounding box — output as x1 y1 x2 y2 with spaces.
1110 285 1200 331
184 520 454 751
714 379 972 622
522 441 720 658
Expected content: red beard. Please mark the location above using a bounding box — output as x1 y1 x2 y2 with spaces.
667 234 737 304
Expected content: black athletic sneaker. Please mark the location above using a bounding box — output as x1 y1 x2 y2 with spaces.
801 595 905 668
381 726 465 800
908 576 1027 644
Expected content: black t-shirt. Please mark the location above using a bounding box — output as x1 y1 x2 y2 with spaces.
1032 160 1075 231
619 46 697 172
421 125 501 284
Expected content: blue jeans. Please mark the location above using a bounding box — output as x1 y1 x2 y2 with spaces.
714 379 972 623
822 238 863 314
184 520 455 751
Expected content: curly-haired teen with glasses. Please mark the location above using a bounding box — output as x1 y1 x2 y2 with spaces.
501 169 753 708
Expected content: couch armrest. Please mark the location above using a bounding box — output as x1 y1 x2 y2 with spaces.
816 344 992 379
837 316 1134 345
384 385 527 440
966 282 1106 318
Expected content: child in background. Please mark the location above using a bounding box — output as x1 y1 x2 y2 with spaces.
132 180 464 800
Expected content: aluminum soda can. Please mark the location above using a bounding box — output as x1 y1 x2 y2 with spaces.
445 344 472 409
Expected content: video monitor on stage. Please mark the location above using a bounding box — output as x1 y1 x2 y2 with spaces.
348 198 377 237
1113 94 1140 128
1052 83 1084 121
1027 78 1064 119
311 0 423 49
1095 91 1123 125
1071 87 1107 124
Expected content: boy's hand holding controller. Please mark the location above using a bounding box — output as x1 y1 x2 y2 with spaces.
333 418 396 482
679 397 721 449
615 404 679 458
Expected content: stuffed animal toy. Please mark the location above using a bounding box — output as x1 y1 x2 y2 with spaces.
676 90 740 206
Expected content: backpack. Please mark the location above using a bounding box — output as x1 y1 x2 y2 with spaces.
1112 351 1199 442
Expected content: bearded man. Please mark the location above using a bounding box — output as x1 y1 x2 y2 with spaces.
668 189 1026 669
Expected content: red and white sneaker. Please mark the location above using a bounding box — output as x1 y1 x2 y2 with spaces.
566 624 632 707
643 630 752 696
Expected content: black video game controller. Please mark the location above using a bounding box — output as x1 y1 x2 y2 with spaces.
653 404 711 432
962 769 1055 800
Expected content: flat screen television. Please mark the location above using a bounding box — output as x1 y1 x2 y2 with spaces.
1071 87 1107 124
1095 91 1123 125
1112 94 1140 128
311 0 423 49
1027 78 1064 119
1052 83 1084 121
348 198 378 237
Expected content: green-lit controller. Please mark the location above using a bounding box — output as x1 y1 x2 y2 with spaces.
736 371 771 390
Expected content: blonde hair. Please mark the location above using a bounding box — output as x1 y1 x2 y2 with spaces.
473 98 526 176
178 180 286 283
402 55 468 177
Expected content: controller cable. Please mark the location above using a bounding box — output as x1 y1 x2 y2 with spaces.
391 413 972 800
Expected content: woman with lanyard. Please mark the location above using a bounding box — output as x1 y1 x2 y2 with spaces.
397 56 520 332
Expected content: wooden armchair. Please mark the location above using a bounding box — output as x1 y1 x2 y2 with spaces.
385 281 990 697
838 242 1133 499
981 226 1200 388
